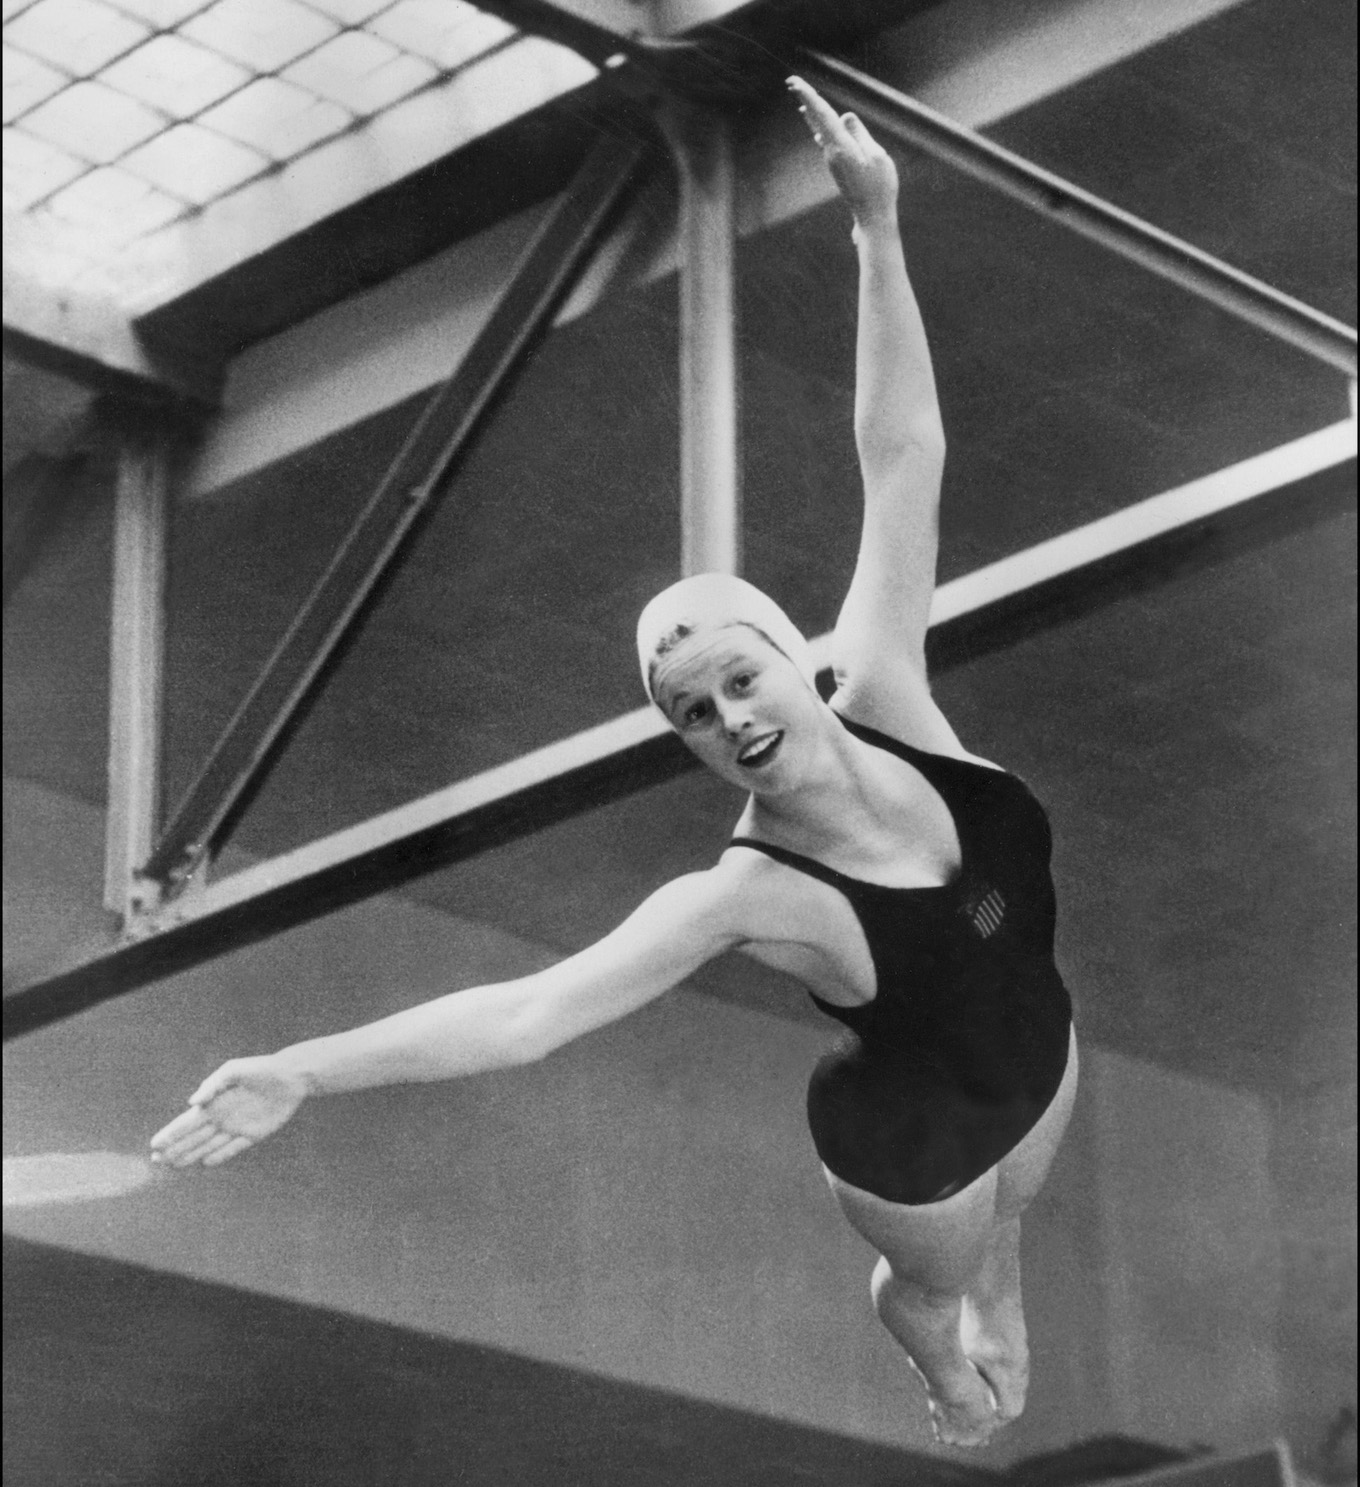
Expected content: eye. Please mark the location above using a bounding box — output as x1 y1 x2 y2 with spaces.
731 671 755 691
682 699 712 727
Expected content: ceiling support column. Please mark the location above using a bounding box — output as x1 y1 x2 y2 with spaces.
103 406 172 922
665 103 740 577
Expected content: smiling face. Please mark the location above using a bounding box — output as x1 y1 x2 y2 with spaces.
651 625 822 792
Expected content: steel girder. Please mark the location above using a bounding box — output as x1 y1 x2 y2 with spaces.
798 51 1357 380
4 274 221 408
140 124 659 896
5 424 1354 1041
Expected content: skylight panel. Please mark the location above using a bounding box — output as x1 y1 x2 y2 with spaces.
297 0 391 22
5 0 147 76
100 32 250 115
198 74 350 160
182 0 338 73
3 124 85 209
5 213 112 294
19 77 162 162
44 162 183 237
118 118 265 201
367 0 513 72
462 33 597 124
2 0 595 304
281 29 434 115
3 43 68 122
106 0 215 24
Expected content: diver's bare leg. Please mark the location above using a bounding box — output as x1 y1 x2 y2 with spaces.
963 1029 1081 1418
827 1167 1002 1447
828 1030 1080 1444
960 1217 1028 1420
872 1256 1002 1445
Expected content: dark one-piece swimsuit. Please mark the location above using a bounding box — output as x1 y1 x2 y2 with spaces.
730 712 1074 1207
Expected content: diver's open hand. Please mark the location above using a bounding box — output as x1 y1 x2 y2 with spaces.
150 1057 309 1167
788 75 899 231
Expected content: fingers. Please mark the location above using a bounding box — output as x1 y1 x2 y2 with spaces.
203 1136 252 1168
150 1105 254 1168
190 1131 237 1166
189 1061 240 1107
842 113 881 153
178 1129 228 1166
150 1104 214 1152
150 1103 230 1166
157 1125 225 1167
786 77 889 167
786 76 860 157
152 1058 268 1169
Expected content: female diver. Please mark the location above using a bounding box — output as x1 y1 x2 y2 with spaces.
152 78 1078 1448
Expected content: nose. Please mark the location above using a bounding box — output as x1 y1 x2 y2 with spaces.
715 698 753 737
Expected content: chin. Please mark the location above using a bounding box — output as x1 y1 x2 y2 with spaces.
743 763 801 797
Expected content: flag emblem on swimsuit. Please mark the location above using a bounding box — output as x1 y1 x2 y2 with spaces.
966 886 1006 939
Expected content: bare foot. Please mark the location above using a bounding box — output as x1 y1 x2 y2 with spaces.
960 1292 1029 1422
908 1354 1001 1447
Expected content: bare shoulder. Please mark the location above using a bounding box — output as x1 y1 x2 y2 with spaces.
710 842 844 943
642 855 797 949
828 671 1003 771
707 844 793 915
830 665 959 756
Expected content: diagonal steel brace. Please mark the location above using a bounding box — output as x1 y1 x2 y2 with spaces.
798 50 1358 380
143 122 659 893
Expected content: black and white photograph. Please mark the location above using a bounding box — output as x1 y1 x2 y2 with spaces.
3 0 1355 1482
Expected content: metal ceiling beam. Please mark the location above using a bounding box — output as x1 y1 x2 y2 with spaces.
454 0 633 66
4 274 221 409
140 125 659 894
5 420 1353 1041
470 0 790 53
798 51 1359 380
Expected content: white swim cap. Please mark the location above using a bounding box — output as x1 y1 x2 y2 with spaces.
636 573 817 703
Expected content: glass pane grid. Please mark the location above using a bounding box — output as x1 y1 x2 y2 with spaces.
196 73 351 160
99 30 252 116
3 0 592 297
108 0 218 25
6 0 149 77
45 162 185 237
2 41 68 120
181 0 341 75
280 27 436 114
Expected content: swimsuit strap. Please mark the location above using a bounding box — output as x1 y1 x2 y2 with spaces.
833 710 942 772
728 713 974 895
727 837 859 893
832 710 1009 816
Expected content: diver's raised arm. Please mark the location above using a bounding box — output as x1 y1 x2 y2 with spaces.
788 77 958 754
150 868 749 1168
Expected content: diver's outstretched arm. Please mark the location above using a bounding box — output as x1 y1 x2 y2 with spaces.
150 868 748 1168
789 79 959 753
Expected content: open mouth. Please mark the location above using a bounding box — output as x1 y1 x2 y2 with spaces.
737 731 784 769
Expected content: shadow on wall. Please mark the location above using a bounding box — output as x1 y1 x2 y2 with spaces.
4 1236 991 1487
0 1237 1302 1487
